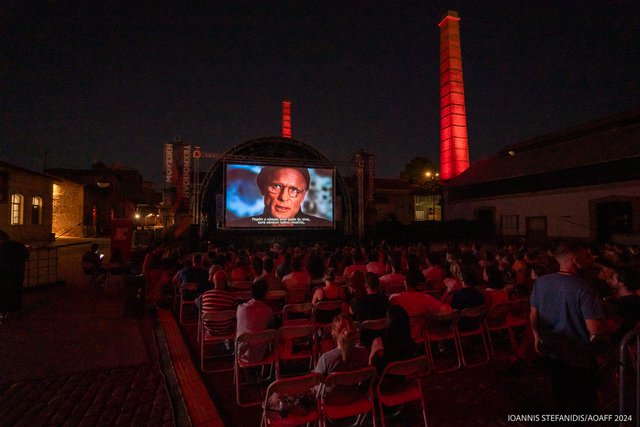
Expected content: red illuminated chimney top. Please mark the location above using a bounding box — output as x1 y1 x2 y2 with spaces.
439 10 469 180
282 100 292 138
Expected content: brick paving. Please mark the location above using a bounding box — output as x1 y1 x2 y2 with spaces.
0 365 173 427
0 242 178 427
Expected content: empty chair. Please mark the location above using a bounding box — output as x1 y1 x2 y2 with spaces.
235 329 279 407
456 306 490 367
179 282 198 325
276 324 316 378
261 372 323 427
424 310 460 373
484 302 516 359
376 356 429 427
321 366 377 427
282 303 314 326
200 310 237 373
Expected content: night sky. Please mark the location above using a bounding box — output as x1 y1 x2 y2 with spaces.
3 1 639 186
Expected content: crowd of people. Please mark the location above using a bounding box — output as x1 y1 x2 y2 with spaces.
152 238 640 415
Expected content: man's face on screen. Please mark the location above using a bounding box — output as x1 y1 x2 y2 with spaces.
263 168 308 219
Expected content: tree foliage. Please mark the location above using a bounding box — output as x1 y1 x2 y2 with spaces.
399 156 438 183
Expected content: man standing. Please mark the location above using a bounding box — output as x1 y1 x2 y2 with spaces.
0 230 30 322
530 243 605 413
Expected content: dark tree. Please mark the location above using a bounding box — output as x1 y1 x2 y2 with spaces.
399 157 438 183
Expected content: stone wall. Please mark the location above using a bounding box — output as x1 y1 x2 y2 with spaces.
52 180 84 238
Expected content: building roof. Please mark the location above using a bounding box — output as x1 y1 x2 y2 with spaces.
0 160 58 180
446 111 640 200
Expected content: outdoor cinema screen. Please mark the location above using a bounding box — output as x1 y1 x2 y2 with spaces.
224 163 335 229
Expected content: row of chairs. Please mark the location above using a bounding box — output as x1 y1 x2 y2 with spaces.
422 300 529 373
261 357 429 427
198 297 530 376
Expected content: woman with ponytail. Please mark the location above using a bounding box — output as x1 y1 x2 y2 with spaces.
314 313 369 404
314 313 368 376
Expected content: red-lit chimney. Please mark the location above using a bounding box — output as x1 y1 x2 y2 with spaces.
282 100 292 138
439 10 469 180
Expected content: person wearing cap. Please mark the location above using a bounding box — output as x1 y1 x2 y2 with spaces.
229 166 332 227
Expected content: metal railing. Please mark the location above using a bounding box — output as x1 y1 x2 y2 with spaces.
619 323 640 427
24 246 59 288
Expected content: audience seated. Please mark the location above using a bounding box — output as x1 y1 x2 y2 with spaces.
196 271 236 334
314 313 368 375
379 252 405 295
282 256 311 291
422 253 445 291
256 257 283 291
483 265 509 307
347 270 367 302
312 268 346 326
342 249 368 280
236 279 276 363
450 267 484 311
174 253 211 299
365 250 385 276
390 270 452 342
369 305 416 373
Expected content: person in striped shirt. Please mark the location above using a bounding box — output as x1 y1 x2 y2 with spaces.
197 270 236 335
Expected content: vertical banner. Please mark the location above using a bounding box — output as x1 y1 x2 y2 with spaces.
164 143 173 185
111 219 133 263
182 144 191 199
163 141 192 236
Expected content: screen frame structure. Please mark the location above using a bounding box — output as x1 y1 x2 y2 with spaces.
222 161 336 230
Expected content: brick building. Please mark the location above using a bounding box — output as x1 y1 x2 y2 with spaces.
0 161 54 243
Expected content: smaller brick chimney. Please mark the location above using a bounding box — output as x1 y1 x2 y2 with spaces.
282 100 292 138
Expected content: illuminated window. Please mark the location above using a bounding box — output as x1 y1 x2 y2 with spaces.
10 193 24 225
32 196 43 225
414 195 441 221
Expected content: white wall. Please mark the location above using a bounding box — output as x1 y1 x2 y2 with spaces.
445 180 640 240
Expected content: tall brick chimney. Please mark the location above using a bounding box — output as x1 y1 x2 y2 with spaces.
282 100 292 138
439 10 469 180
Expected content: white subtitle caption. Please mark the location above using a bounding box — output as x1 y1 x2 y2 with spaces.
508 414 632 423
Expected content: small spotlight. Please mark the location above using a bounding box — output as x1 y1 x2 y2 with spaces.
508 150 516 156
